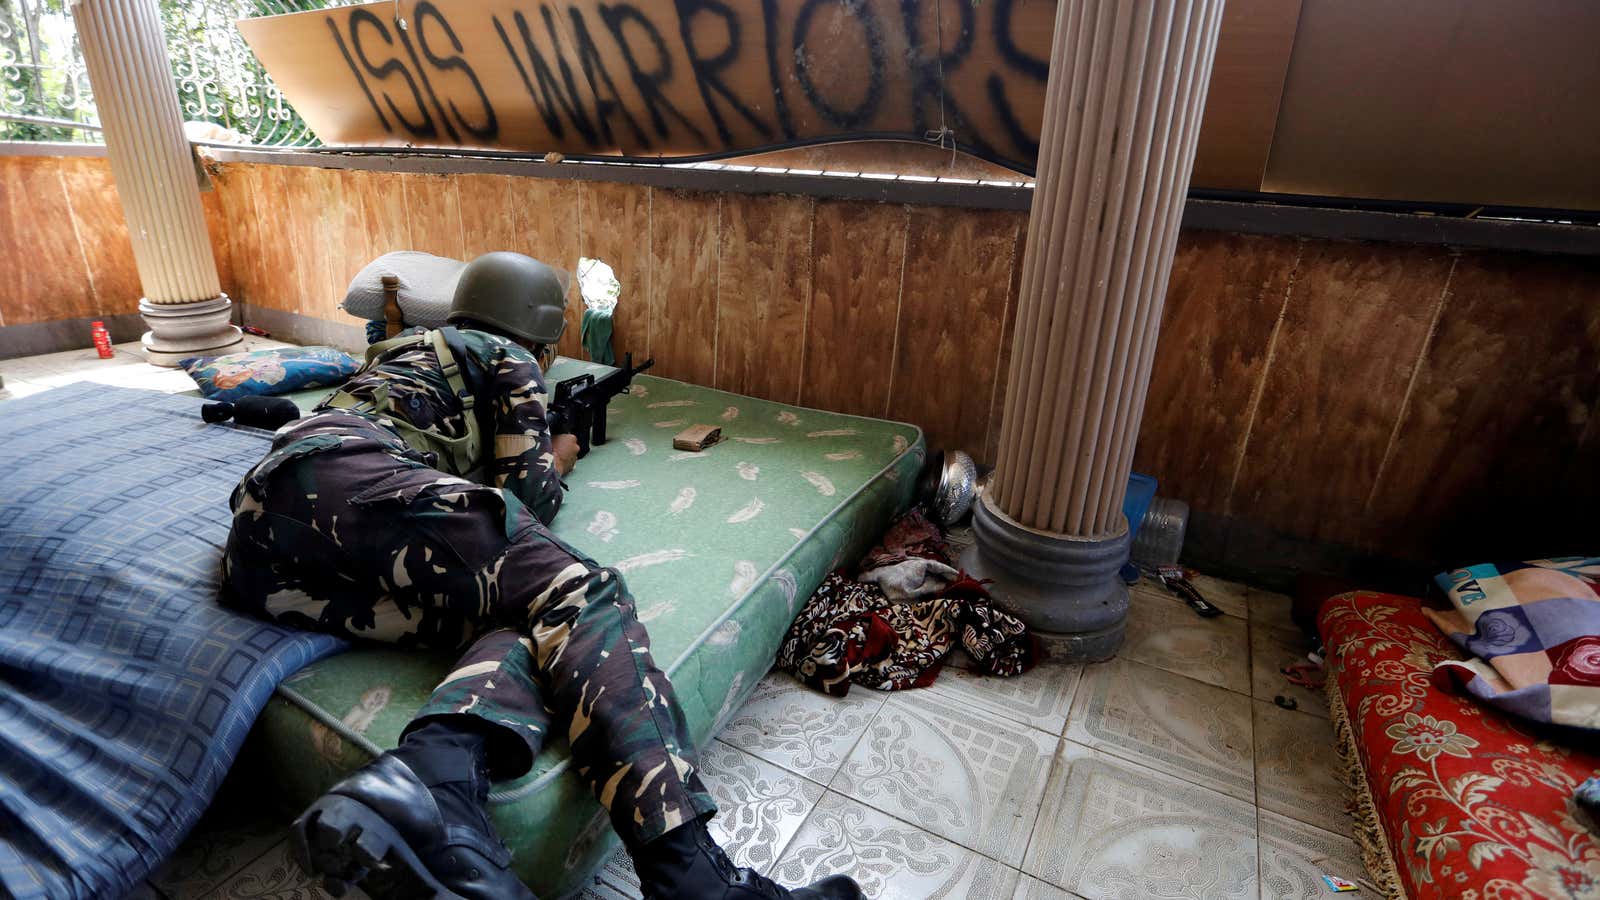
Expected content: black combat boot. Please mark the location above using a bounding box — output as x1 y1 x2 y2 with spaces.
291 718 534 899
632 817 862 900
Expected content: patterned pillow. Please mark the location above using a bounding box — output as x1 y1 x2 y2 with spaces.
181 346 360 402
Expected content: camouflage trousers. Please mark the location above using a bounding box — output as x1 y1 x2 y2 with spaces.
221 412 716 847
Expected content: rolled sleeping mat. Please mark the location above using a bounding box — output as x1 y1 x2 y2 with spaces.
201 395 302 431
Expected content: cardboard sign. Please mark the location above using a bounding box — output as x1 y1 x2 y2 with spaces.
237 0 1056 171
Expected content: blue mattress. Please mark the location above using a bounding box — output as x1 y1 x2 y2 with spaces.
0 384 345 900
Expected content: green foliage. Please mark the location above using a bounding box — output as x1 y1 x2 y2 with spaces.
1 0 337 145
0 0 93 141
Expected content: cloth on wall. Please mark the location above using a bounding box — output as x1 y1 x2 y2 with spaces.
578 257 620 365
777 509 1034 696
581 308 615 365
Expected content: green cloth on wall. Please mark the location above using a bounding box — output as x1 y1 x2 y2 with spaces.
581 308 615 365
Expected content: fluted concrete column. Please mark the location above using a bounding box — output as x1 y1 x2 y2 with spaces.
961 0 1225 661
71 0 241 365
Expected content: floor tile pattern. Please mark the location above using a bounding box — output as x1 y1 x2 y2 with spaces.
699 740 827 874
1252 700 1349 836
923 660 1080 734
1065 657 1255 801
1015 873 1081 899
1250 625 1327 715
775 792 1024 900
1247 590 1330 719
1024 742 1258 900
832 691 1055 866
1256 811 1368 899
717 673 885 784
1120 588 1251 692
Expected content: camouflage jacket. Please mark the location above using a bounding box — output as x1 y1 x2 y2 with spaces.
309 328 565 523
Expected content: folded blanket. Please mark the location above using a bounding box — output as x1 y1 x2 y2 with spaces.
777 510 1032 696
1425 557 1600 733
0 384 346 899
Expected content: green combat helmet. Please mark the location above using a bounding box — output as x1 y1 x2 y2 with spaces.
447 251 570 346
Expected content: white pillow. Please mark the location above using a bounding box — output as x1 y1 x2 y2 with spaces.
341 251 466 328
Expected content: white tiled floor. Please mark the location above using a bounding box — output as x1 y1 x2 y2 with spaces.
3 346 1364 899
574 575 1366 900
0 336 296 401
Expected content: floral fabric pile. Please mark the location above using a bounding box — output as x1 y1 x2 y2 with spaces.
776 510 1034 696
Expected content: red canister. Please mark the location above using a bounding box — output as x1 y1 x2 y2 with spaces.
91 320 113 359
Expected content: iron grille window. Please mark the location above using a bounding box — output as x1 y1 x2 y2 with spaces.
0 0 347 145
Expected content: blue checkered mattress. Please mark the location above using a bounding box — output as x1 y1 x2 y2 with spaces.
0 384 345 900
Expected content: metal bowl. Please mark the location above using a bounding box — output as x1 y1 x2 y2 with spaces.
933 450 978 526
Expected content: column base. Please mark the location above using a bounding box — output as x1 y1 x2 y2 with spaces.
958 493 1132 663
139 295 243 367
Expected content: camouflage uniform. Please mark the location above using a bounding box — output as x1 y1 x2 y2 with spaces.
221 329 716 847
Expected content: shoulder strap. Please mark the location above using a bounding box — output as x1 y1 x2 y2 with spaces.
431 327 475 412
323 328 495 478
324 330 429 413
437 327 497 476
363 329 427 365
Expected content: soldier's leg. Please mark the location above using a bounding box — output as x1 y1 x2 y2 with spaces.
223 420 540 897
240 419 857 897
518 551 715 846
221 420 482 649
233 458 560 778
407 628 551 779
286 612 550 900
492 521 859 900
306 629 550 898
365 480 866 898
339 476 716 842
227 425 555 775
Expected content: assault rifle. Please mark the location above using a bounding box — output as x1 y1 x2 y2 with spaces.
547 353 654 457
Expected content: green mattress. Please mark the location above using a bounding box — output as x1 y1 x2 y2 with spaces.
246 358 924 897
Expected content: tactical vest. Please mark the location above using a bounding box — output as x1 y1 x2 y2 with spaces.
322 326 490 477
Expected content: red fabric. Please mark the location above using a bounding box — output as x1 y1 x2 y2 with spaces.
1321 592 1600 899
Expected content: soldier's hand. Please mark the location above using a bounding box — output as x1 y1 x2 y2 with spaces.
552 433 580 476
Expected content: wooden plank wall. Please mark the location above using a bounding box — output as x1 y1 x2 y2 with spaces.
1138 232 1600 564
210 162 1029 462
7 153 1598 567
0 154 233 327
200 161 1600 564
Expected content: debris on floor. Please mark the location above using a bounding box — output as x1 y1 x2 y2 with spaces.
1152 564 1224 617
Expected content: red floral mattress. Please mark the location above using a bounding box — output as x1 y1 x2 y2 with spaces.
1320 592 1600 900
